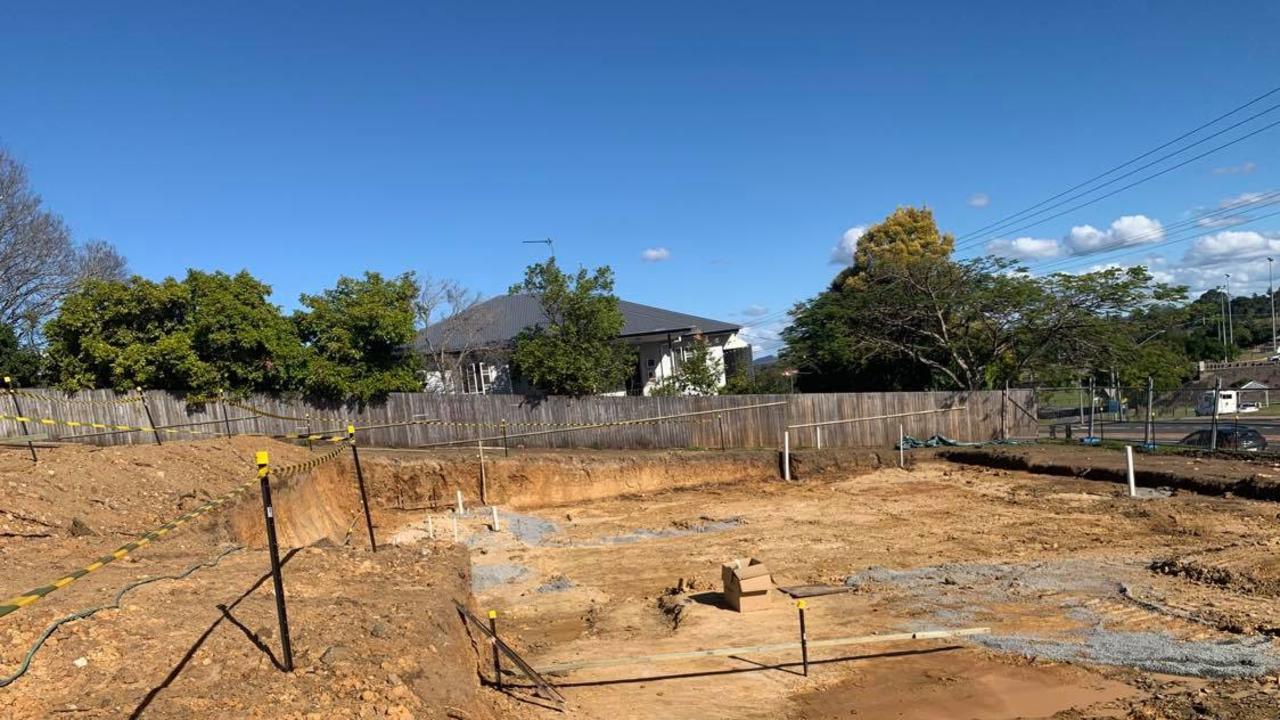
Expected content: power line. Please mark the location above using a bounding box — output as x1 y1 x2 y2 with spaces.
1030 204 1280 275
957 115 1280 253
1018 190 1280 272
954 84 1280 247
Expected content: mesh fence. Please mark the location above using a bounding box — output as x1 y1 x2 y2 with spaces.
1028 384 1280 452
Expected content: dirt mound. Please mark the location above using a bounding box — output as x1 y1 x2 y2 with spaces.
0 437 312 545
1153 541 1280 598
939 444 1280 501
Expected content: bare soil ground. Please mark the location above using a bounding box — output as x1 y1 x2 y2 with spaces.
0 439 525 720
6 441 1280 719
939 443 1280 501
435 460 1280 719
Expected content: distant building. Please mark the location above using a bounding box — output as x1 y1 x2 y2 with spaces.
414 294 750 395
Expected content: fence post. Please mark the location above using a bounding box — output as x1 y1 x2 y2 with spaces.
815 425 821 450
138 387 162 445
489 610 503 691
1001 381 1009 441
256 451 294 672
899 423 904 468
348 425 377 553
1210 378 1221 451
500 419 509 457
478 439 488 505
797 600 809 677
718 413 726 451
4 377 36 463
1087 376 1096 439
783 430 791 481
219 389 233 437
1125 445 1137 497
1145 376 1154 448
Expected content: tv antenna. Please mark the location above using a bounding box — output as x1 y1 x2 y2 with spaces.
522 238 555 258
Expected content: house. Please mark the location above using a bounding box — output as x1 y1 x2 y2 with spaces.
415 294 750 395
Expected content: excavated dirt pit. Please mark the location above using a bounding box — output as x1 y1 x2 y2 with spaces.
8 443 1280 719
367 455 1280 719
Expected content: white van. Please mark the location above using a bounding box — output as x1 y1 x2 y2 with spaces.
1196 390 1238 416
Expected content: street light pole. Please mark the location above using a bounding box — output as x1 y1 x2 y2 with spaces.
1219 287 1227 361
1270 257 1277 353
1225 273 1234 353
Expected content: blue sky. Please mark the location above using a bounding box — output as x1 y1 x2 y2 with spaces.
3 2 1278 356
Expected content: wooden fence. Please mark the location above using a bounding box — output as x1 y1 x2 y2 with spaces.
0 389 1036 451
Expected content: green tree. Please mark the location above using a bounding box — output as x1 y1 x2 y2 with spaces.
44 271 307 396
0 323 43 385
722 362 795 394
650 336 723 396
786 256 1185 391
841 206 954 282
508 258 633 396
294 271 422 404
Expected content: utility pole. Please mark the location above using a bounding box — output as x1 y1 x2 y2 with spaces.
1210 378 1222 452
1270 257 1277 353
1219 287 1227 361
1225 273 1234 352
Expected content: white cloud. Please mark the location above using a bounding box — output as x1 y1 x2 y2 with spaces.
1197 215 1248 229
829 226 866 265
985 236 1061 260
967 193 990 208
1183 230 1280 267
1064 215 1164 254
739 318 788 356
987 214 1164 261
740 304 769 318
1212 161 1257 175
1219 191 1272 211
641 247 670 262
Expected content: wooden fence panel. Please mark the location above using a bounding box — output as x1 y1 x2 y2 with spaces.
0 389 1034 450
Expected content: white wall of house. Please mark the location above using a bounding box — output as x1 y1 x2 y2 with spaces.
421 332 745 396
422 361 511 395
636 331 746 396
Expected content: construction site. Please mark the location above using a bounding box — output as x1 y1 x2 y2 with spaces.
2 391 1280 719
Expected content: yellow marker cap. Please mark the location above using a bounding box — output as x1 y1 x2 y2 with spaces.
2 376 9 383
797 600 807 609
255 451 269 466
487 610 498 619
347 424 356 436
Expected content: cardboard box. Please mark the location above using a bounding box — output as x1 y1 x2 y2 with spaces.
722 558 772 612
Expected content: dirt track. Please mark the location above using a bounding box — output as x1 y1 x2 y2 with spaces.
4 441 1280 718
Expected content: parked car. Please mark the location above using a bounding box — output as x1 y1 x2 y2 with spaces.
1178 426 1268 452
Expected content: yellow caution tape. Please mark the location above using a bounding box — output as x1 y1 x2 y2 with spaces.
0 442 348 620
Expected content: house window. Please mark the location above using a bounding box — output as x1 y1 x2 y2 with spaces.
462 362 494 394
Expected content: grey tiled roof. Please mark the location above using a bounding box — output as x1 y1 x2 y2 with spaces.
415 294 739 353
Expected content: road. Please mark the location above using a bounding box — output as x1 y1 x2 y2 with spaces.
1040 416 1280 446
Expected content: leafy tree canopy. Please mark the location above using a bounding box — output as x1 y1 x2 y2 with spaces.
44 271 307 396
785 207 1186 391
0 323 43 385
835 206 954 287
294 271 423 404
650 335 723 396
509 258 633 396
